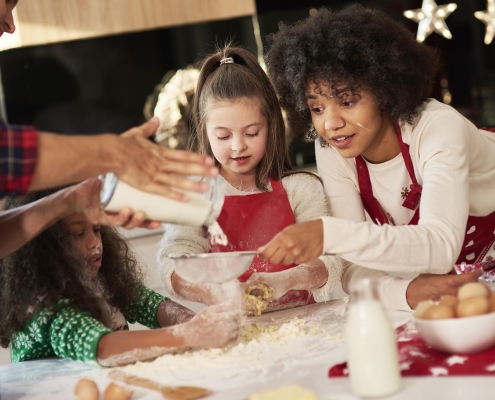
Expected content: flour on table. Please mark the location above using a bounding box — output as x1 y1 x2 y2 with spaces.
117 317 338 390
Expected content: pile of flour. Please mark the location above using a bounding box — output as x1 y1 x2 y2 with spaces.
119 317 338 390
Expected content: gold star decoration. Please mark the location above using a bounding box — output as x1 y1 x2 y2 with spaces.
403 0 457 42
401 187 410 200
475 0 495 44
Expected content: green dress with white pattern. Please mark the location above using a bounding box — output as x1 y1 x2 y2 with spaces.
11 285 167 365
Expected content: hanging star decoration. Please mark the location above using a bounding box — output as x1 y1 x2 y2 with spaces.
403 0 458 42
475 0 495 44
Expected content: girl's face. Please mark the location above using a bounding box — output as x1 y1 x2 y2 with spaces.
64 214 103 278
306 82 398 163
205 97 268 185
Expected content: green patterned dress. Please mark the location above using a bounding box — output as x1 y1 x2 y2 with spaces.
11 285 166 365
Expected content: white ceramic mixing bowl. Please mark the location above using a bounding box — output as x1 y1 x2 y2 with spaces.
413 312 495 354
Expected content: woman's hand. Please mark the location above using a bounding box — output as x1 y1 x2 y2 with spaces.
258 219 324 265
406 269 483 309
179 303 242 348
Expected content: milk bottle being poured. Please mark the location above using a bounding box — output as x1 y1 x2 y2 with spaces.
100 173 226 237
344 278 402 398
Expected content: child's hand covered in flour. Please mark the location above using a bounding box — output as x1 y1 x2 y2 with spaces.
245 271 295 301
179 303 242 348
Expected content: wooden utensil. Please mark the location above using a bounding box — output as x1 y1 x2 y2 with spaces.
108 370 212 400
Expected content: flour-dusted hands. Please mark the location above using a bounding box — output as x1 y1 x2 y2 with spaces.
245 272 292 301
258 219 325 265
62 178 161 229
180 303 242 348
115 117 219 202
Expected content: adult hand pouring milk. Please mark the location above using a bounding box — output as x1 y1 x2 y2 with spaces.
99 173 224 226
344 279 402 398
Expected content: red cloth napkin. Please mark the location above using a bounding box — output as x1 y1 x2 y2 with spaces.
328 321 495 377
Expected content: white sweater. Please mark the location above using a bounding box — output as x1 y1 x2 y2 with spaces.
316 99 495 310
157 173 345 303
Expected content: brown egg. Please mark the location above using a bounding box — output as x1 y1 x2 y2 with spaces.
458 282 490 302
490 292 495 312
423 304 455 320
457 296 490 318
104 382 133 400
413 300 436 319
74 378 99 400
439 295 459 308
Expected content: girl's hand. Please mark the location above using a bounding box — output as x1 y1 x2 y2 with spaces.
246 272 293 300
258 219 324 265
180 303 242 348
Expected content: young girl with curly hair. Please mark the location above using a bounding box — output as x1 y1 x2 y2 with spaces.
158 45 344 313
0 188 241 366
260 5 495 310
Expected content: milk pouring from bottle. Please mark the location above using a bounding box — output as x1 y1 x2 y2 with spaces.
344 279 402 398
100 173 224 226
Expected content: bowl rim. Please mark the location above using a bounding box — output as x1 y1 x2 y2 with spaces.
412 311 495 325
167 251 257 260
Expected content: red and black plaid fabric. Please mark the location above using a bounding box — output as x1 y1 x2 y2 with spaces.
0 119 38 198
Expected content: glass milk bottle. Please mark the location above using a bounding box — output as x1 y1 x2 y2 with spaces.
99 173 224 226
344 279 401 398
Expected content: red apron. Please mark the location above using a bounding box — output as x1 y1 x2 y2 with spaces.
211 178 315 309
355 122 495 267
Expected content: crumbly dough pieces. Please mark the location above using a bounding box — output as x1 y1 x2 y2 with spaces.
245 283 273 316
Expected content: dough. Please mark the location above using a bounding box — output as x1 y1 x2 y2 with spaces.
245 283 273 316
248 384 317 400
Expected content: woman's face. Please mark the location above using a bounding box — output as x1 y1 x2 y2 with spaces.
64 214 102 278
306 81 397 163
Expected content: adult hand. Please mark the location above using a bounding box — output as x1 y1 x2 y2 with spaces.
406 269 483 310
182 303 242 348
115 117 219 201
63 178 161 229
258 219 324 265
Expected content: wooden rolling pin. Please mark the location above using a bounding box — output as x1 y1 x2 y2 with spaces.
108 370 212 400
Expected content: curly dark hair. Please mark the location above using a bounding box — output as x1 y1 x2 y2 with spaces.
0 189 145 348
265 5 440 139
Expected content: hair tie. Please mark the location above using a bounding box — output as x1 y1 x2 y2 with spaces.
220 57 234 65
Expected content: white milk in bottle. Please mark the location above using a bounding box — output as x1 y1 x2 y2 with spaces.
344 278 401 398
100 173 224 227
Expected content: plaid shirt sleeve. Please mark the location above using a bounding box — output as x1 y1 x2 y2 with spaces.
0 118 38 198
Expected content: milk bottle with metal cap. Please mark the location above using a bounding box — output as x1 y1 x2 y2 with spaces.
99 173 224 226
344 278 402 398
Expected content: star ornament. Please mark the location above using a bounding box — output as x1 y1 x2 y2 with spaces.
403 0 458 42
475 0 495 44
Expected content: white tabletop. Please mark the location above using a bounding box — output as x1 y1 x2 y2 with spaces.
2 299 495 400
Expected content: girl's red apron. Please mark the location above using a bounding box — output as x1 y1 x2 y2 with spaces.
211 178 315 309
355 122 495 267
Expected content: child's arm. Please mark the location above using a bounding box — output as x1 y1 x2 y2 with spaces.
158 224 225 305
97 303 241 367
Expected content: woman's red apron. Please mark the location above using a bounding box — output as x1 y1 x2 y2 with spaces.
355 122 495 268
211 178 315 309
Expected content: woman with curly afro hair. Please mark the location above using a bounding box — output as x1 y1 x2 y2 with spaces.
259 5 495 310
0 187 241 366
